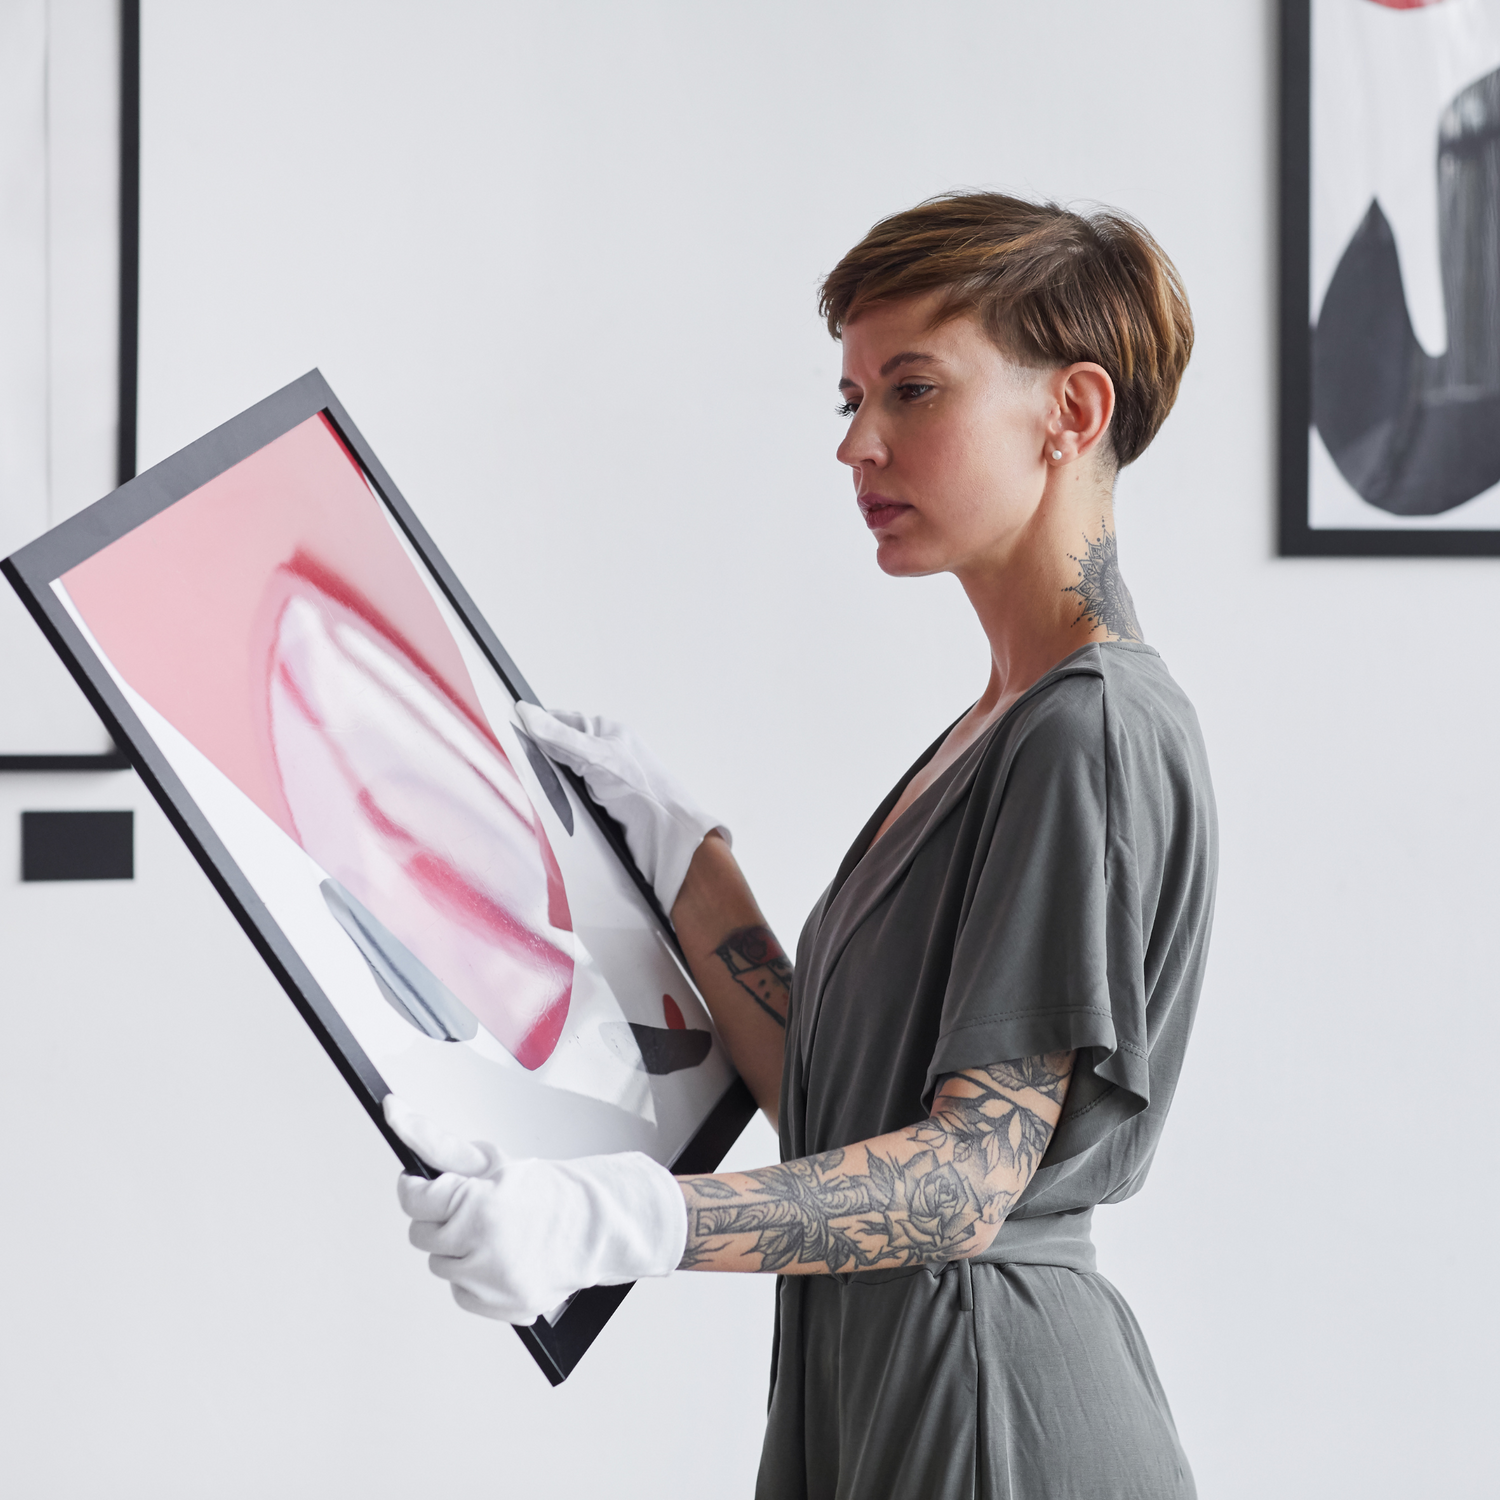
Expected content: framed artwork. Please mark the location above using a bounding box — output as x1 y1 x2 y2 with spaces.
2 372 755 1383
0 0 135 766
1279 0 1500 555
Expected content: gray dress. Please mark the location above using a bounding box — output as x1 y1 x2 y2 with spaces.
758 642 1218 1500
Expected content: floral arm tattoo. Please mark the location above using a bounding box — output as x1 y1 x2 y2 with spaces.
677 1051 1075 1273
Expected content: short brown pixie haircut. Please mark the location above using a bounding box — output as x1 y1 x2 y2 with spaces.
819 192 1193 468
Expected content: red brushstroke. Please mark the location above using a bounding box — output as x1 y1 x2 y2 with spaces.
281 550 502 754
513 989 572 1070
406 850 571 973
61 414 495 844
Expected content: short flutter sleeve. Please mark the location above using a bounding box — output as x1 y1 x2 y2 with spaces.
923 671 1155 1167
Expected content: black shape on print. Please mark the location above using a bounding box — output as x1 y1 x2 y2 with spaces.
626 1022 713 1075
1313 66 1500 515
515 729 574 835
322 877 479 1043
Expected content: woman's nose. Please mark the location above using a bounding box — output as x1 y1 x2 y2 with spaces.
836 410 889 470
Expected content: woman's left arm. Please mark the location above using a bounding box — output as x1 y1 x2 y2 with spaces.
384 1053 1074 1323
677 1051 1075 1274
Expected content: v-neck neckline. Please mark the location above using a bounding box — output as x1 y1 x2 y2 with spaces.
824 640 1143 911
790 639 1163 1090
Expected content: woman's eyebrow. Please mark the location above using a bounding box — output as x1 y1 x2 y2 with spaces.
879 351 940 377
839 352 943 391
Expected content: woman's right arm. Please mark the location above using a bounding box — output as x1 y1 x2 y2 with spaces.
670 832 790 1127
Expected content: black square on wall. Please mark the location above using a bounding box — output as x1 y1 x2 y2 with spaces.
21 811 135 882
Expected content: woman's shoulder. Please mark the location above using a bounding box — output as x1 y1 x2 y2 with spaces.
1013 641 1200 732
986 641 1209 785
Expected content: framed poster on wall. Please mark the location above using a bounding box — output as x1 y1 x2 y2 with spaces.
0 0 136 766
2 372 755 1383
1279 0 1500 555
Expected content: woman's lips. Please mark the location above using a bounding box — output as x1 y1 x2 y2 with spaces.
858 494 912 530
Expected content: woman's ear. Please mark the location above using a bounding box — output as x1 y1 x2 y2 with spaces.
1044 363 1115 468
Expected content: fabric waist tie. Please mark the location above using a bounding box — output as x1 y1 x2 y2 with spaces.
970 1205 1096 1273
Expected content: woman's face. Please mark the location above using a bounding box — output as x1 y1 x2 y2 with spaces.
836 292 1056 579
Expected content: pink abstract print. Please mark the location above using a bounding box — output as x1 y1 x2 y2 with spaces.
63 416 575 1069
266 557 574 1067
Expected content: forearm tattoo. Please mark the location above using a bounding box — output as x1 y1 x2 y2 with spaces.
679 1052 1074 1273
711 925 791 1029
1062 520 1143 642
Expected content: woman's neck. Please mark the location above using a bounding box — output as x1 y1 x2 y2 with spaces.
956 489 1141 725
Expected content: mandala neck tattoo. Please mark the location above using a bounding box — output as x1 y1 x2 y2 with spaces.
1062 519 1143 643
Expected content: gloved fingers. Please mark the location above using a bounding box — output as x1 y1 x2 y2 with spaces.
408 1211 483 1257
384 1095 497 1178
445 1268 561 1326
396 1169 468 1223
422 1247 483 1288
426 1250 550 1324
449 1282 506 1321
449 1281 540 1324
514 704 619 777
520 705 596 736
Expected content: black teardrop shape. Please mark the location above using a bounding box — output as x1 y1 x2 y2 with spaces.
627 1023 713 1075
515 727 574 835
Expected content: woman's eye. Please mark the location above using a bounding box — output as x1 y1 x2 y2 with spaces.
896 382 935 402
836 400 859 418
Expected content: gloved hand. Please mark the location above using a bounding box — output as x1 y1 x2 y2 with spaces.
385 1095 688 1324
514 703 730 915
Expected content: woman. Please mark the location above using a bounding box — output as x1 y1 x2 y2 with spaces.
387 191 1217 1499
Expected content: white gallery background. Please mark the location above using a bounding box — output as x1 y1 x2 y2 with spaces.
0 2 1494 1496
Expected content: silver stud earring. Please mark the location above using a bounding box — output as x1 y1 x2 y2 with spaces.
1051 450 1063 461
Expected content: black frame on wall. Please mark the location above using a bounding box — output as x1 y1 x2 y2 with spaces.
0 0 138 771
2 370 757 1383
117 0 141 494
1278 0 1500 557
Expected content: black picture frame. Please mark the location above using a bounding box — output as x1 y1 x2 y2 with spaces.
2 370 755 1384
1278 0 1500 557
0 0 136 773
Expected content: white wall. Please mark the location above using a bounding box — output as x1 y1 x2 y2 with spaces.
1 2 1496 1495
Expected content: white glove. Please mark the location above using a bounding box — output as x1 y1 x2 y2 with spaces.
514 703 729 915
385 1096 688 1325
